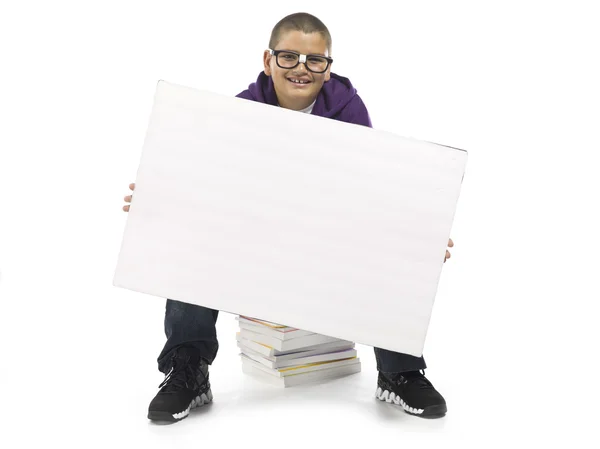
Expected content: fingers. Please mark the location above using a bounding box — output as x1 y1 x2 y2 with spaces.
445 239 454 262
123 183 135 212
444 250 451 263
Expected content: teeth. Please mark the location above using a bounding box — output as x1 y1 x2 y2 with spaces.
290 79 308 84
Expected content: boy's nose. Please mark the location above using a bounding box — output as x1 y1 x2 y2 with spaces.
292 63 309 74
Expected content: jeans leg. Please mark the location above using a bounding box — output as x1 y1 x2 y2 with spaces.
157 299 219 373
374 347 427 373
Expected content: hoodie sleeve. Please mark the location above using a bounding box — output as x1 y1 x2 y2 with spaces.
337 94 373 128
235 89 254 100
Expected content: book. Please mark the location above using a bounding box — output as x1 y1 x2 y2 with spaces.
237 316 288 329
235 334 355 358
242 359 362 388
239 344 358 369
237 321 316 341
241 353 359 377
239 328 349 352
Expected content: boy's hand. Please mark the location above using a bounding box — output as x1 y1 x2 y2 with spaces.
123 183 135 212
444 238 454 263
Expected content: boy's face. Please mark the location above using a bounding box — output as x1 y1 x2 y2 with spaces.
263 30 331 110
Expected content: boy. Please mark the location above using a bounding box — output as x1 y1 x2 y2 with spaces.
123 12 454 422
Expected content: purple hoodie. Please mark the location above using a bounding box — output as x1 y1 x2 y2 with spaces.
236 71 372 128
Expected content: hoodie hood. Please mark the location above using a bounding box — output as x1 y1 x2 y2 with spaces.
236 72 372 128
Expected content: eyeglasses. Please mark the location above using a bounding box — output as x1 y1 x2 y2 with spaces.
268 49 333 74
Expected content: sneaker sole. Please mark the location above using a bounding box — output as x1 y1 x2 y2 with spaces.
148 389 213 422
375 386 447 418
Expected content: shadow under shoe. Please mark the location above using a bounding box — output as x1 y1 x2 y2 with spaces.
376 370 447 418
148 347 213 422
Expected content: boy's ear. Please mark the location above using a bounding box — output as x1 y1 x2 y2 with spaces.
263 50 272 76
324 66 331 82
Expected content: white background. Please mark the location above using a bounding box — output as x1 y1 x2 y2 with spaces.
1 0 598 447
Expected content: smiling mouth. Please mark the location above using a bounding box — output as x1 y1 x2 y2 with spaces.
287 78 312 85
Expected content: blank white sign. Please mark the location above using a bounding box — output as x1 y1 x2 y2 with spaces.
113 81 467 357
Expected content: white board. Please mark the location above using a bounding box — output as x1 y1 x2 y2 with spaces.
113 81 467 357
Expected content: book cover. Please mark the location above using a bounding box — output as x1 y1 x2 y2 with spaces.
236 334 354 358
241 353 359 377
237 321 316 341
239 328 348 351
237 316 288 329
242 360 362 387
239 344 358 369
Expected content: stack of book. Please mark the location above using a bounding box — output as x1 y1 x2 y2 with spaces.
236 316 361 387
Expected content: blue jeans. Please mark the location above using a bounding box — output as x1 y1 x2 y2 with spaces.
158 299 426 374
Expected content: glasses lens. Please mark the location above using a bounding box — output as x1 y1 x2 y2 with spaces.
277 51 299 68
306 56 328 73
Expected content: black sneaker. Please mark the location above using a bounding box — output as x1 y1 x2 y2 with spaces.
376 370 447 418
148 348 213 422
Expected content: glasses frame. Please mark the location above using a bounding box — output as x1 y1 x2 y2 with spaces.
268 49 333 74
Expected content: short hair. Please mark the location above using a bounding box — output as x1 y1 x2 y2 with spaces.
269 13 332 55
